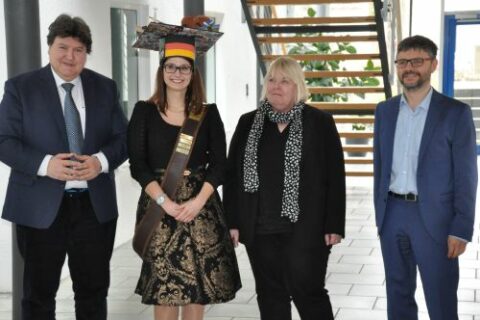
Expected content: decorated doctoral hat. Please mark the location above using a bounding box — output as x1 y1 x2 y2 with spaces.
164 35 196 61
133 16 222 62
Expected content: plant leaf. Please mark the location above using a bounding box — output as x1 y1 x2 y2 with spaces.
364 59 374 70
346 45 357 54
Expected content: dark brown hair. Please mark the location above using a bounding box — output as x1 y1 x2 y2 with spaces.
47 14 92 53
397 35 437 58
148 58 205 115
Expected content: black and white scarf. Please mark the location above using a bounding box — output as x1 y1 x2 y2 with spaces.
243 99 305 223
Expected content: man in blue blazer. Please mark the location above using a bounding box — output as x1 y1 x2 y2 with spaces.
0 15 128 319
374 35 477 320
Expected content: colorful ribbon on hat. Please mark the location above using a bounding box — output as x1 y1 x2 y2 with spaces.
165 40 195 61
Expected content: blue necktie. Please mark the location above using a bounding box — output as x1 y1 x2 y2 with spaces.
62 83 83 154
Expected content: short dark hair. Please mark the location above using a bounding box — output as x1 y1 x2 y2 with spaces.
397 35 437 58
47 14 92 53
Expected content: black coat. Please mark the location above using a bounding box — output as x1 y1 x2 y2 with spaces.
224 105 346 247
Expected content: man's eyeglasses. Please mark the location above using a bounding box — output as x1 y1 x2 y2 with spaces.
394 57 434 68
164 63 192 75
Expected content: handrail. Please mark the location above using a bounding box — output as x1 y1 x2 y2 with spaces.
393 0 402 94
384 0 403 95
240 0 267 75
373 0 392 99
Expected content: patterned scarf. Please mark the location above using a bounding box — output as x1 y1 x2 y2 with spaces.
243 99 305 223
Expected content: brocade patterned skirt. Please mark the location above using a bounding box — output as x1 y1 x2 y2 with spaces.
134 169 242 305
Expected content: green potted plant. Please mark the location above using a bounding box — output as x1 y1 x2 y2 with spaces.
287 7 381 157
346 122 370 157
344 59 381 156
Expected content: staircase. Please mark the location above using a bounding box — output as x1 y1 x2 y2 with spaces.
455 88 480 144
241 0 392 176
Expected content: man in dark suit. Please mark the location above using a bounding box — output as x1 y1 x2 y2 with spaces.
0 14 128 320
374 35 477 319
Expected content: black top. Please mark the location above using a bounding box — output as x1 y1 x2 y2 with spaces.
257 119 294 234
127 101 227 189
224 105 346 247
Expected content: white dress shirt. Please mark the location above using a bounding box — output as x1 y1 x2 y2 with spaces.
36 67 109 189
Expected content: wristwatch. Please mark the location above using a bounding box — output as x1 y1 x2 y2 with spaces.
156 194 166 206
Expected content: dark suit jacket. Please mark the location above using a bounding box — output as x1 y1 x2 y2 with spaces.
0 65 128 228
374 89 477 242
224 105 346 247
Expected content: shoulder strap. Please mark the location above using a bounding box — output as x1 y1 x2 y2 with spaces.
132 104 208 258
162 104 208 195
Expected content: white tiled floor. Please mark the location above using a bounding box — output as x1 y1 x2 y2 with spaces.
1 177 480 319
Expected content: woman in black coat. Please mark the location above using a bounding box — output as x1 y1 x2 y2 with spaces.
224 57 346 320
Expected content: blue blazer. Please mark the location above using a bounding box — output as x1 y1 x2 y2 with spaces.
374 89 477 243
0 65 128 228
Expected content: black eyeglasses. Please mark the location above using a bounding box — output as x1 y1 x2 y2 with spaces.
164 63 192 75
394 57 434 68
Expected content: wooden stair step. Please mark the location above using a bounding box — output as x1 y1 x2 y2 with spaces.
247 0 372 5
309 87 384 94
305 71 382 78
344 158 373 164
255 25 377 34
340 132 374 139
311 102 376 111
343 146 373 152
346 171 373 177
252 16 376 26
334 116 375 123
258 35 378 44
263 53 380 61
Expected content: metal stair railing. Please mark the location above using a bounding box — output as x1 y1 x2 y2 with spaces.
240 0 396 176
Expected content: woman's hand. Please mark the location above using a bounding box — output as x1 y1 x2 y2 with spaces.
229 229 239 247
145 181 182 217
161 198 182 218
175 197 206 223
325 233 342 246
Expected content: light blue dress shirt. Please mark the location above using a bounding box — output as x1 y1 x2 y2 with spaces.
389 88 433 195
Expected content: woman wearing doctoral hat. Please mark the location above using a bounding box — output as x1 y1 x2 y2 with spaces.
128 18 241 320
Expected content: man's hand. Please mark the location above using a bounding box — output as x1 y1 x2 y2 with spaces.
46 153 78 181
325 233 342 246
71 154 102 181
447 236 467 259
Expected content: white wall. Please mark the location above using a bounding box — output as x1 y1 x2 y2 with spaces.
39 1 113 77
0 0 257 292
0 0 179 292
409 0 444 89
145 1 184 96
206 0 258 136
401 0 480 91
445 0 480 12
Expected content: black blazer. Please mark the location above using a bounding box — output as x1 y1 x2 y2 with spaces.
224 105 346 247
0 65 128 228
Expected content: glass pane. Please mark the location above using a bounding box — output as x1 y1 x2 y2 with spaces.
110 8 138 119
205 47 216 103
454 24 480 142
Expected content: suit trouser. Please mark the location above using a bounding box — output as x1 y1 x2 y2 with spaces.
246 233 333 320
16 191 117 320
379 195 459 320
